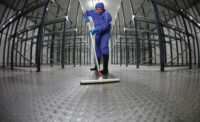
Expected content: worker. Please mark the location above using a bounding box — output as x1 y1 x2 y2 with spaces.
84 2 112 74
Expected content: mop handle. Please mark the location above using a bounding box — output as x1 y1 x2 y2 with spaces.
87 23 100 72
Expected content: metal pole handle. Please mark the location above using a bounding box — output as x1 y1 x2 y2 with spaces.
87 23 101 72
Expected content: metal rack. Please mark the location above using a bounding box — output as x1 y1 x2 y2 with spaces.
111 0 200 71
0 0 91 71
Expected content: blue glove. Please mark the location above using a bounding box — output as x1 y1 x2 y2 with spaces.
84 16 90 23
89 28 99 35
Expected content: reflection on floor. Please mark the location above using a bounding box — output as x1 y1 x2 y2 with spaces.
0 65 200 122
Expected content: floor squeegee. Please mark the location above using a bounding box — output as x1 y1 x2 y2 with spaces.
80 22 120 85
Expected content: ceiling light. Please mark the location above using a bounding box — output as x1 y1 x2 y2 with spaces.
9 18 13 22
88 0 107 9
65 16 69 21
198 23 200 27
132 15 135 20
189 16 193 20
18 11 21 15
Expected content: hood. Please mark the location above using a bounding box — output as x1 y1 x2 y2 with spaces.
95 2 104 10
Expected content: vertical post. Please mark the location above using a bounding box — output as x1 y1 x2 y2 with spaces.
169 38 173 65
165 9 174 66
193 25 200 67
68 42 70 64
141 5 152 65
125 29 128 66
134 19 140 68
174 30 179 65
120 37 122 66
73 2 80 67
129 0 136 65
86 23 89 65
149 0 165 71
117 12 120 65
153 34 156 64
84 42 85 65
11 0 28 69
80 38 82 66
181 16 192 69
15 34 19 66
61 18 66 68
23 31 28 66
121 1 127 66
114 45 115 64
30 13 39 66
111 32 113 64
80 14 84 66
47 39 49 64
50 6 60 66
182 0 197 65
8 15 20 66
36 0 51 72
11 21 21 69
117 44 118 65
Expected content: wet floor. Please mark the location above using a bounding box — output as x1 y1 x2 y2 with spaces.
0 65 200 122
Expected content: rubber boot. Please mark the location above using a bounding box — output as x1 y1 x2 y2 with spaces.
90 58 101 71
101 55 109 74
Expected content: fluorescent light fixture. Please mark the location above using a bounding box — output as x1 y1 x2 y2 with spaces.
65 16 69 21
198 23 200 27
88 0 107 9
18 11 21 15
9 18 13 22
132 15 135 20
189 16 193 20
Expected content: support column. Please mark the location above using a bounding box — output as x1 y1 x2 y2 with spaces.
36 0 51 72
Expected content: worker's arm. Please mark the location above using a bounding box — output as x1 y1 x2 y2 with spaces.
84 10 94 22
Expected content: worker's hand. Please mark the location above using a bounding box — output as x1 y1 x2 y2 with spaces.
89 28 99 35
84 16 90 23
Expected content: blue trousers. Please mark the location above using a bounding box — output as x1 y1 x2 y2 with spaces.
95 33 110 58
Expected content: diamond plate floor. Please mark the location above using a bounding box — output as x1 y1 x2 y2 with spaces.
0 65 200 122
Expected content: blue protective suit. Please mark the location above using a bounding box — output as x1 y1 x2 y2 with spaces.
84 2 112 58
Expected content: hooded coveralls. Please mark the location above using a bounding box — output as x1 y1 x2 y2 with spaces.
84 3 112 58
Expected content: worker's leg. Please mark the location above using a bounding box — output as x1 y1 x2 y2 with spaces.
100 33 110 74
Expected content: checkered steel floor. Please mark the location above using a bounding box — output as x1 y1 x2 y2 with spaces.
0 65 200 122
